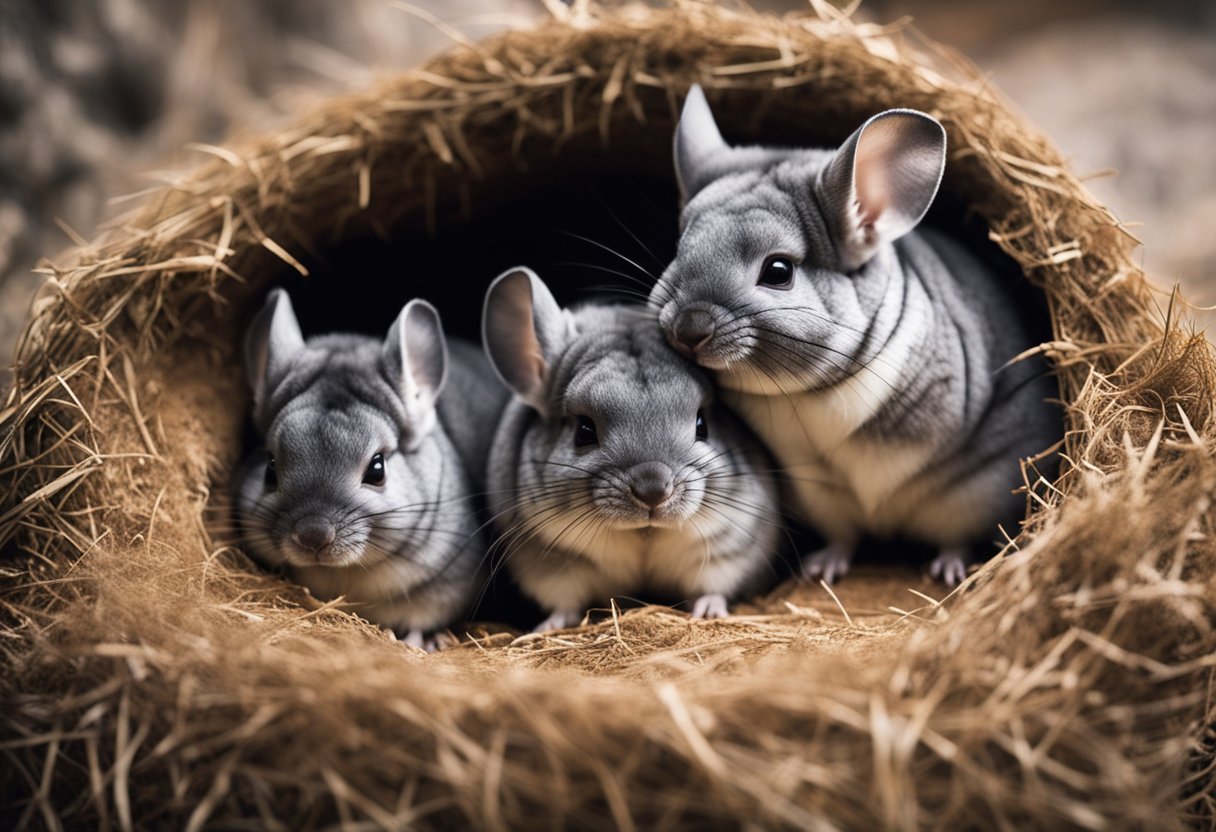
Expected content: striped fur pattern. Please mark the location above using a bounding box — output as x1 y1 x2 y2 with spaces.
650 86 1059 584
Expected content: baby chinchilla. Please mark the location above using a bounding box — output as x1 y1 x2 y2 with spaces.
236 289 507 649
649 85 1060 586
482 266 782 633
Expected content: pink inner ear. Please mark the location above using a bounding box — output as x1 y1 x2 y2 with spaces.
529 354 547 389
494 279 548 397
511 296 544 394
853 122 899 227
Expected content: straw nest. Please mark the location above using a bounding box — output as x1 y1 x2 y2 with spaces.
4 1 1216 828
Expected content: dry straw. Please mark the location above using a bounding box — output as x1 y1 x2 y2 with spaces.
3 1 1216 828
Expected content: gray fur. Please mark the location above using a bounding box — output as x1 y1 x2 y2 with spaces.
652 86 1059 584
236 290 508 642
483 267 781 631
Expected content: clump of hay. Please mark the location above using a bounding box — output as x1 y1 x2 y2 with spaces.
3 1 1216 828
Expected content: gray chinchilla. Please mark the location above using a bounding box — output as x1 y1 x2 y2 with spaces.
650 85 1059 586
483 266 782 632
236 289 508 648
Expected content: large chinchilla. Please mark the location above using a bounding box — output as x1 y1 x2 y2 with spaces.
650 86 1059 586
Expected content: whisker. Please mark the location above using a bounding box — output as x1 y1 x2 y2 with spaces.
587 182 667 268
556 229 657 281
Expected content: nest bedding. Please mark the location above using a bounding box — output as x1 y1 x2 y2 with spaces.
3 2 1216 828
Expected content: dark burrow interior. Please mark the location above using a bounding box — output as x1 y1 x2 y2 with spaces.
241 169 1053 631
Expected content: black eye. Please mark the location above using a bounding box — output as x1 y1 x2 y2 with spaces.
758 255 794 289
264 454 278 489
574 416 599 449
363 452 386 486
695 410 709 442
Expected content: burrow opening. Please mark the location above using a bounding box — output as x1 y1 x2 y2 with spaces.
231 155 1053 629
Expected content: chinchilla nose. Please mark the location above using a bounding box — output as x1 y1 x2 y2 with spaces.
291 516 336 552
628 462 675 509
671 309 715 354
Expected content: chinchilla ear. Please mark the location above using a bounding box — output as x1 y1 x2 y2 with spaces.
674 84 729 202
482 266 566 416
384 298 449 412
245 288 305 405
816 109 946 271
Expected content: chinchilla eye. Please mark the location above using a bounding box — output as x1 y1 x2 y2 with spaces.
363 452 386 486
757 255 794 289
574 416 599 449
264 454 278 489
695 410 708 442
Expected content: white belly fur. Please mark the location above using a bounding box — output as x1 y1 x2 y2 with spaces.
724 316 939 542
292 556 458 631
515 512 756 610
732 389 934 539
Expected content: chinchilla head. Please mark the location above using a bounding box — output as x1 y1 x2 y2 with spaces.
239 289 452 569
484 267 754 534
650 84 947 394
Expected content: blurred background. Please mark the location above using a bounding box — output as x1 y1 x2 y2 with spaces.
2 0 1213 385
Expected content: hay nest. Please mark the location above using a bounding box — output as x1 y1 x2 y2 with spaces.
4 1 1216 828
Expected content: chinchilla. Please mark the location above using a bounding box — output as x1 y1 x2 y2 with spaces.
236 289 508 648
649 85 1059 586
482 266 782 633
